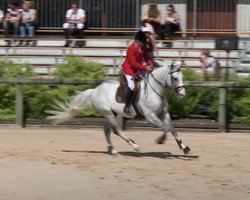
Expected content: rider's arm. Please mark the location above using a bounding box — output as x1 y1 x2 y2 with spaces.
127 47 147 71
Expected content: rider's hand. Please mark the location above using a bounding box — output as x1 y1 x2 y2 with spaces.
146 65 153 72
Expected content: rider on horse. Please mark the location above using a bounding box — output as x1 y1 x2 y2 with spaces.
122 30 154 114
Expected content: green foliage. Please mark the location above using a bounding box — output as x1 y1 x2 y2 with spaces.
166 68 250 124
50 56 105 117
227 76 250 124
0 60 36 120
0 58 249 125
0 57 105 120
53 56 105 79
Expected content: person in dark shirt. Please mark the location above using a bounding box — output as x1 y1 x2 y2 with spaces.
3 1 22 46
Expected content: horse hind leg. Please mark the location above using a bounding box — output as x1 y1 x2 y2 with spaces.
104 112 140 152
156 132 167 145
104 122 118 155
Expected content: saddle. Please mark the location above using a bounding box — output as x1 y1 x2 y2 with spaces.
115 75 141 104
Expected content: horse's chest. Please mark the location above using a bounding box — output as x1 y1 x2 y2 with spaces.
145 100 164 114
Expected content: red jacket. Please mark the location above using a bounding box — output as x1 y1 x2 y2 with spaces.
122 42 153 77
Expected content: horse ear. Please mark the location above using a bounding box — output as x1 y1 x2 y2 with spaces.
171 61 182 73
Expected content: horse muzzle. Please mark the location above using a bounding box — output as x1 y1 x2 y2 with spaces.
177 87 186 99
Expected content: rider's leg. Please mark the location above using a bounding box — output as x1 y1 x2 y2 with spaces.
124 75 135 114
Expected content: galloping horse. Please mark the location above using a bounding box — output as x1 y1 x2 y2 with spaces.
46 61 191 155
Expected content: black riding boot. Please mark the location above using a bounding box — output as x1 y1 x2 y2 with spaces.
123 87 134 114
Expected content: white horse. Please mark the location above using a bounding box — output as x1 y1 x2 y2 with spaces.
46 61 191 155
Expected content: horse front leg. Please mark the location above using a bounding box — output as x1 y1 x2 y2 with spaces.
144 108 191 155
156 105 168 145
163 113 191 155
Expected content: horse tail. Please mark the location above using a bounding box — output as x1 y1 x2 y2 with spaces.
45 89 94 124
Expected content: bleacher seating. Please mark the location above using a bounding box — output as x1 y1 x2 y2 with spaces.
0 29 249 76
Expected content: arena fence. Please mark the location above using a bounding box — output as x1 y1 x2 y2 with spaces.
0 77 249 132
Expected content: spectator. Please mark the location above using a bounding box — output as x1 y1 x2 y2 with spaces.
162 4 181 40
142 3 164 40
200 50 220 81
63 2 86 47
20 1 37 46
3 1 22 46
0 9 3 24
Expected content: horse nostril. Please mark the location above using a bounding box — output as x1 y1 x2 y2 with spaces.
179 93 185 99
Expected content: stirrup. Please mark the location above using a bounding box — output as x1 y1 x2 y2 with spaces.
123 106 132 114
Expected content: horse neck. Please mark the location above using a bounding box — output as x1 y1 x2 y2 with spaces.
145 67 170 98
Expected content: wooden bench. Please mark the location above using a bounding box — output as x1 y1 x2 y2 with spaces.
0 37 247 50
1 27 250 37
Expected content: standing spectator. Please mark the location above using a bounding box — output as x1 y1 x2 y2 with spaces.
3 1 22 46
140 25 160 67
63 2 86 47
162 4 181 40
200 50 220 81
20 1 37 46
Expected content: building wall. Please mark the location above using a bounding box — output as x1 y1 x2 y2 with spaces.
237 0 250 36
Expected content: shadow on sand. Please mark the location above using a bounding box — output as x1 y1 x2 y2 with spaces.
61 150 199 160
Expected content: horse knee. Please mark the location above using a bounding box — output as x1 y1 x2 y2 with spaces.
104 123 111 135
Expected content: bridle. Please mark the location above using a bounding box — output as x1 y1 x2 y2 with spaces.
146 66 185 99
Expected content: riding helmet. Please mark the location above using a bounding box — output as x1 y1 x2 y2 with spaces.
134 30 147 44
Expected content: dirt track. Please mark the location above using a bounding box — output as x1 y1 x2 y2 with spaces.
0 127 249 200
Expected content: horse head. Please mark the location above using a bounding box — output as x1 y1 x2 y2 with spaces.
169 60 186 98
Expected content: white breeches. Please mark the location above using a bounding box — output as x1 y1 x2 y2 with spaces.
63 23 84 29
125 74 135 90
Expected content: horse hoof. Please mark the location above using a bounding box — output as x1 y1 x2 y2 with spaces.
156 137 165 145
133 145 140 152
183 146 191 155
111 149 119 155
108 146 119 155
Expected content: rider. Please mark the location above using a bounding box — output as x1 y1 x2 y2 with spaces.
122 30 154 114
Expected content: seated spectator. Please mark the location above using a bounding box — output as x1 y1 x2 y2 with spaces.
142 3 164 40
200 50 220 81
20 1 37 46
3 1 22 46
63 2 86 47
140 24 160 66
0 9 3 24
162 4 181 39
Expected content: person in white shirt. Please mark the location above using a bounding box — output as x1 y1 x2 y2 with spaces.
20 1 37 46
200 50 219 80
63 2 86 47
